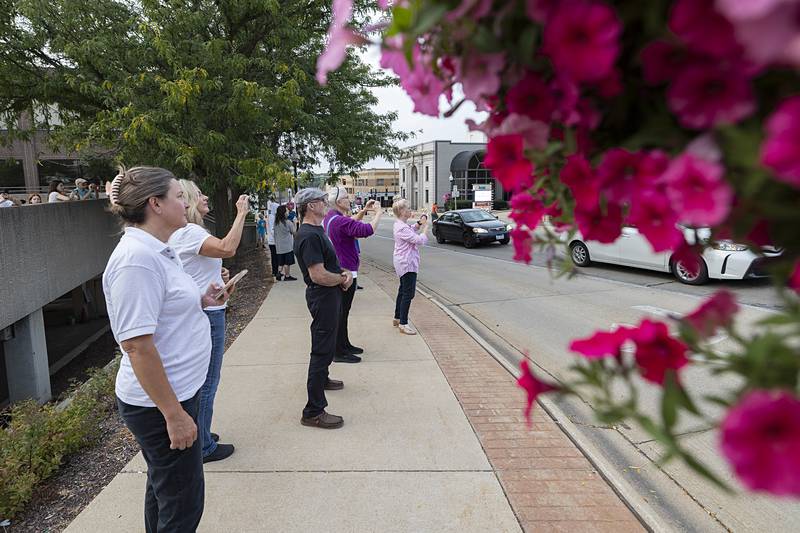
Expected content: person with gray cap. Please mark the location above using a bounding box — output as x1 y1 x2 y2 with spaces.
293 187 353 429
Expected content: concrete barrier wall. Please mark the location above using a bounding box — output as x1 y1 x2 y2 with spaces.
0 200 120 330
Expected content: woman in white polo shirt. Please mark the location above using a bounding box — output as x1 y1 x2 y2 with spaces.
103 166 228 532
169 179 249 463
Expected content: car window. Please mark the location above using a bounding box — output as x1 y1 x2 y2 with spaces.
452 214 462 223
461 210 497 222
440 213 453 222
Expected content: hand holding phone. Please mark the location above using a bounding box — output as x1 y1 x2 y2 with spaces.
215 269 248 299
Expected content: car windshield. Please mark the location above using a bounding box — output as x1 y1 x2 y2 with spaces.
460 210 497 222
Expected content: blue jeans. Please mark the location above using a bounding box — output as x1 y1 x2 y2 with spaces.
199 308 226 457
394 272 417 325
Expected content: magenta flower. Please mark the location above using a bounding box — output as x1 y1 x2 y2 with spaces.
510 192 545 230
631 319 689 385
517 359 559 425
790 260 800 294
455 52 505 106
511 227 534 264
663 153 733 227
401 63 445 116
550 76 580 125
628 190 684 253
671 239 703 277
667 62 755 130
569 326 632 358
684 290 739 338
485 134 534 192
574 201 623 244
669 0 742 59
761 96 800 188
446 0 493 21
543 0 621 83
721 390 800 496
716 0 800 67
597 148 643 204
316 0 359 84
495 114 550 151
525 0 558 23
560 153 599 210
506 72 555 123
640 40 692 86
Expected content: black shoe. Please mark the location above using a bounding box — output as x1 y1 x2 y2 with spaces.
301 410 344 429
203 443 235 463
334 353 362 363
325 378 344 390
211 432 220 442
275 273 283 281
345 345 364 355
356 285 364 290
284 275 297 281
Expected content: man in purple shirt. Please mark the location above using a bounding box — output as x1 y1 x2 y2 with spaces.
323 186 384 363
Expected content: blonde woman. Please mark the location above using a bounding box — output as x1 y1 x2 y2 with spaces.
104 167 229 531
392 198 428 335
168 180 249 463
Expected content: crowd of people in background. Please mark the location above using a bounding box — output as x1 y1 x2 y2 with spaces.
0 178 103 208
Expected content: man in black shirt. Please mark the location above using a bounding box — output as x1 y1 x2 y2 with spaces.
293 188 353 429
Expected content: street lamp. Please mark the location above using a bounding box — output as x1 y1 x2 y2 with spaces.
288 147 300 195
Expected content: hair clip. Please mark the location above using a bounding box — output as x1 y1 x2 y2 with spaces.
107 173 124 205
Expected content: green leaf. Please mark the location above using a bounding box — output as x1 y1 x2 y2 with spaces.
661 372 680 430
680 452 733 494
412 4 449 35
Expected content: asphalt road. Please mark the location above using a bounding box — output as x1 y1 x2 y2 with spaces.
359 215 796 533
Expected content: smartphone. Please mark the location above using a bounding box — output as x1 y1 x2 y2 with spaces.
215 269 248 299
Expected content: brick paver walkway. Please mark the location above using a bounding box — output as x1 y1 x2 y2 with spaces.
363 263 645 533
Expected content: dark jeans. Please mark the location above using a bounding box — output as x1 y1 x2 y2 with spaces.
336 280 357 353
303 285 342 419
199 308 226 457
117 393 204 533
268 244 279 277
394 272 417 325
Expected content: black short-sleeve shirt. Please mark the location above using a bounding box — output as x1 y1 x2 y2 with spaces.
294 223 343 286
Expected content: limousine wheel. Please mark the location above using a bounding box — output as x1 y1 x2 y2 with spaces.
570 241 591 267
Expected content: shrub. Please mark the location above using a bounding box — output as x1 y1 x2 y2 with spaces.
0 359 118 519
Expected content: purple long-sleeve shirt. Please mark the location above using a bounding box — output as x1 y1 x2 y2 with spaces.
393 219 428 278
323 209 374 272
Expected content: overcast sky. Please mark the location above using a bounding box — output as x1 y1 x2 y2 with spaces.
327 45 487 171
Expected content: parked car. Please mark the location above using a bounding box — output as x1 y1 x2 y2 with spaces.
565 225 782 285
432 209 512 248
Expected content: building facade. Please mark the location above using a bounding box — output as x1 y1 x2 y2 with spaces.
396 140 508 211
335 168 399 204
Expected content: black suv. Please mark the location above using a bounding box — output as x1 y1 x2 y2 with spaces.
432 209 511 248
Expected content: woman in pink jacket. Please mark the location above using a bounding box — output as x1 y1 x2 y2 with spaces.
392 199 428 335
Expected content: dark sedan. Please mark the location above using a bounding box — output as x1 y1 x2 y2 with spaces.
432 209 511 248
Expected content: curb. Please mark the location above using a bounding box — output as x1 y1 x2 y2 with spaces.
415 285 669 533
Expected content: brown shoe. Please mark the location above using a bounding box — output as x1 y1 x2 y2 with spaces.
301 410 344 429
325 378 344 390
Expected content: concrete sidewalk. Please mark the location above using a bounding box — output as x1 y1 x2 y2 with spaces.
67 273 521 532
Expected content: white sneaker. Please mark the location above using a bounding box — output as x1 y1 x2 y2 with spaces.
398 324 417 335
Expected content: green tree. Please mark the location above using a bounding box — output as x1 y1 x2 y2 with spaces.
0 0 406 234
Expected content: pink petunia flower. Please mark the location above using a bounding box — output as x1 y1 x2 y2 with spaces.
506 72 556 123
716 0 799 20
663 152 734 227
716 0 800 68
316 28 367 84
569 326 633 358
597 148 644 204
596 69 623 99
640 40 692 86
684 290 739 337
494 114 550 151
574 201 623 244
671 239 703 277
525 0 559 23
401 64 445 116
721 390 800 496
550 76 580 125
543 0 621 83
446 0 493 21
631 319 689 385
485 134 535 192
511 227 535 263
510 192 545 230
667 62 756 130
761 95 800 188
454 52 506 106
669 0 742 59
789 260 800 294
560 153 599 210
627 190 684 252
517 359 559 425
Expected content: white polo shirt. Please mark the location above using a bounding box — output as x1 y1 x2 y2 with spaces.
267 200 278 245
169 223 225 311
103 226 212 407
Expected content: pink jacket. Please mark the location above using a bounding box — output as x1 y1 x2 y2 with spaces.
393 219 428 277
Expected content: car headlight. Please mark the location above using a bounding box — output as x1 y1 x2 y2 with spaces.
473 227 488 234
505 224 512 231
713 241 748 252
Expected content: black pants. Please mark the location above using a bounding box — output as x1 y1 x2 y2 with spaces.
336 280 357 354
394 272 417 325
117 393 204 533
303 286 342 419
268 244 279 277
